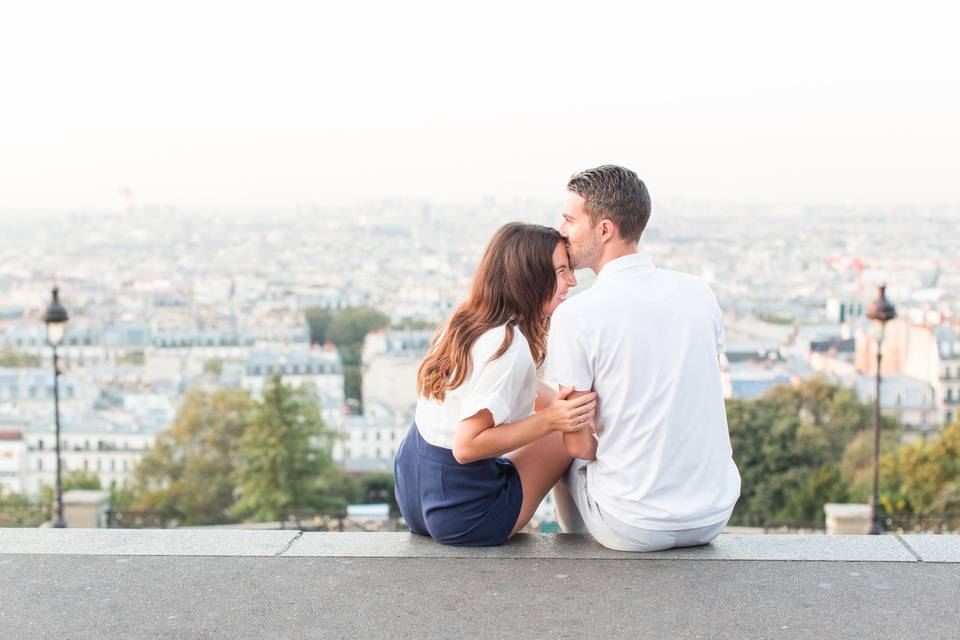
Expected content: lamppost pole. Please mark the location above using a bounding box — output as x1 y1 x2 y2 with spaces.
869 331 883 535
866 284 896 535
42 286 69 529
52 344 65 528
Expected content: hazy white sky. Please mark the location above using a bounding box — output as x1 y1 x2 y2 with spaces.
1 0 958 210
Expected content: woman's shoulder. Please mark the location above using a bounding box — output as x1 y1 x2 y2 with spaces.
474 324 533 364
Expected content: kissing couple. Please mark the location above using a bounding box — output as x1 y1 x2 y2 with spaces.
394 165 741 551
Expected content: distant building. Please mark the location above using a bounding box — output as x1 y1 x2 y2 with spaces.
807 338 857 377
361 330 432 419
0 367 82 405
854 374 938 442
336 413 408 474
242 345 345 427
22 412 159 497
0 427 28 494
856 316 960 426
249 309 311 346
721 362 793 400
145 327 254 382
826 298 865 324
723 342 782 365
0 319 111 367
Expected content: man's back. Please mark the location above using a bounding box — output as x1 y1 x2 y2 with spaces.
546 253 741 530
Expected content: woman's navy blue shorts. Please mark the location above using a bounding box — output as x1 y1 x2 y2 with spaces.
394 422 523 547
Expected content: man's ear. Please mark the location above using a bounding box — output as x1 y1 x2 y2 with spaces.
599 219 619 243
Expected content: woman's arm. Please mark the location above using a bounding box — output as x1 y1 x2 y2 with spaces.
452 387 596 464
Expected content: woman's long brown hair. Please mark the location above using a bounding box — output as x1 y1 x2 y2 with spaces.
417 222 563 401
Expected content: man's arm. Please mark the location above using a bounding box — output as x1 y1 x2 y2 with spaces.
562 389 598 460
544 305 597 459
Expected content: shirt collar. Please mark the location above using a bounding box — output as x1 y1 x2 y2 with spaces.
594 252 655 284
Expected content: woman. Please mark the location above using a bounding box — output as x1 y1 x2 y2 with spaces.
394 222 597 546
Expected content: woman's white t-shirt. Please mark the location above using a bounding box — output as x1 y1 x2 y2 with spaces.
415 324 538 449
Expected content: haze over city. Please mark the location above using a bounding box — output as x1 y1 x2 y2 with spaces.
2 0 959 212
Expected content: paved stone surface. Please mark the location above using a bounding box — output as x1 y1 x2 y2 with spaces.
899 534 960 563
283 532 920 562
0 528 300 557
0 554 955 639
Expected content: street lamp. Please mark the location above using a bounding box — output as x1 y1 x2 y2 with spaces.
865 283 896 535
42 287 69 528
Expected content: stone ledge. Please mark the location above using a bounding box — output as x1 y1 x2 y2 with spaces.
899 534 960 563
0 528 300 556
2 529 957 562
281 532 922 562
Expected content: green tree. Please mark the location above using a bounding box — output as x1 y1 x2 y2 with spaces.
117 350 145 366
359 472 399 515
109 480 137 509
343 367 362 410
305 306 335 345
879 421 960 516
0 489 48 527
328 307 391 354
839 427 901 507
0 347 41 367
133 388 255 525
326 307 390 411
202 358 224 376
393 318 436 331
229 375 340 525
39 469 103 511
728 377 884 526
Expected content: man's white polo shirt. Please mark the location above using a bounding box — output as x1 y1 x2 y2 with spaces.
545 252 741 531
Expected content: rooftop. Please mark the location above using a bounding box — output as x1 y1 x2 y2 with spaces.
2 529 957 638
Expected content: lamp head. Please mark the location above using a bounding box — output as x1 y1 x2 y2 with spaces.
865 284 897 325
42 287 69 347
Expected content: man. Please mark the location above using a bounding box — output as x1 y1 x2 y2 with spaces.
546 165 740 552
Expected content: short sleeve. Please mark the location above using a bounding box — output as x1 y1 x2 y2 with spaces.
544 305 594 392
710 287 725 356
457 339 528 425
716 312 726 356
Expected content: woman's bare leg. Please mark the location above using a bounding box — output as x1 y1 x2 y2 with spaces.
505 431 573 537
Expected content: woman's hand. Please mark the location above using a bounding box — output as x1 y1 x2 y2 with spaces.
545 386 597 433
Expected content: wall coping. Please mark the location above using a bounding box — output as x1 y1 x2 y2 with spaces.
2 529 958 562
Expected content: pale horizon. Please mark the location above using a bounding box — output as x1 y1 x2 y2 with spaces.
2 0 959 211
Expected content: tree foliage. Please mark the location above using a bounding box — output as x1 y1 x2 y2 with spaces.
304 306 390 410
0 490 48 527
328 307 391 355
133 388 255 525
0 347 41 367
38 470 103 513
728 377 884 526
127 380 367 526
229 375 340 524
879 421 960 515
305 307 335 345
